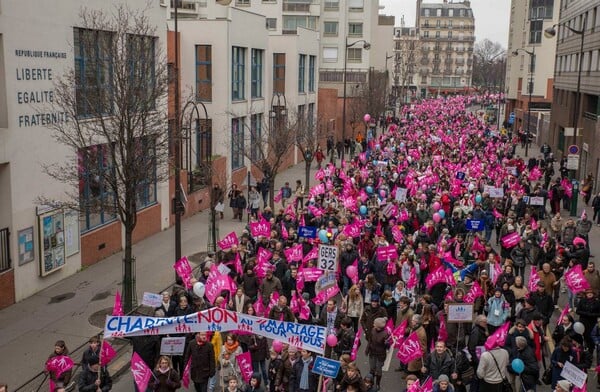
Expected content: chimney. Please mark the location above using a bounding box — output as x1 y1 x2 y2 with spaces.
416 0 422 28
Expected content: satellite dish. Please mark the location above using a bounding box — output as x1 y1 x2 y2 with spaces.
216 0 232 5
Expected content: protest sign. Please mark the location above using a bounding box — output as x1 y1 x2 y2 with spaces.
395 188 407 202
318 245 338 272
160 337 187 355
561 361 587 389
142 292 162 308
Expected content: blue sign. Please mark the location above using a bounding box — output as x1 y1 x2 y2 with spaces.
312 356 341 378
456 172 466 180
508 112 515 125
298 226 318 238
465 219 485 231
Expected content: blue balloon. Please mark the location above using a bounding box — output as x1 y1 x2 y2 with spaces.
318 229 329 243
359 205 368 215
511 358 525 374
372 160 378 166
366 186 374 194
475 195 482 204
438 209 446 218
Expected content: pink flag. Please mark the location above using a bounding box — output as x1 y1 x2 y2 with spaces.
284 244 303 263
376 245 398 261
472 236 485 252
234 252 243 276
463 281 484 304
484 321 510 350
406 267 417 289
217 231 239 250
492 208 503 219
290 291 300 314
425 267 447 289
573 384 587 392
392 319 408 348
350 327 363 361
174 256 194 289
392 225 404 243
113 290 124 316
312 286 340 305
408 380 421 392
528 266 541 294
254 295 265 317
342 222 361 238
281 221 289 240
100 341 117 366
182 357 191 389
46 355 74 378
565 264 591 294
273 189 283 203
300 213 306 227
437 316 448 342
131 352 152 392
284 203 296 220
298 267 323 282
501 232 520 248
396 331 423 364
303 246 319 263
249 221 271 237
557 304 570 326
297 292 311 320
236 352 254 383
492 262 503 285
445 289 454 302
421 377 433 392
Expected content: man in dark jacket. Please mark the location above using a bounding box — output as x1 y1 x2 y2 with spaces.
239 265 259 301
293 349 318 392
468 314 488 392
422 341 454 380
360 295 388 342
184 332 216 392
508 336 539 391
340 242 359 295
77 356 112 392
530 281 554 326
268 295 295 322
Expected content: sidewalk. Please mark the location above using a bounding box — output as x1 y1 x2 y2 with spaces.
0 160 315 389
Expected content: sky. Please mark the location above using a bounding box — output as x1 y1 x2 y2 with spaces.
379 0 511 48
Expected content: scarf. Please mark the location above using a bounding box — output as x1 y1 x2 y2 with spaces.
235 295 245 313
299 357 311 389
224 340 240 354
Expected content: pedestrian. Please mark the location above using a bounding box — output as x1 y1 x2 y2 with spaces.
507 336 538 392
294 180 305 212
184 332 216 392
592 192 600 225
292 349 318 392
248 186 261 218
45 340 73 390
81 336 101 370
280 182 292 207
422 341 454 380
476 345 509 392
228 184 239 218
366 317 389 390
77 355 112 392
150 356 181 392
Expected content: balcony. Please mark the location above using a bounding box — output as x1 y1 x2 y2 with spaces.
283 1 310 12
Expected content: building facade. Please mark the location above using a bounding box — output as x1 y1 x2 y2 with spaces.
416 0 475 96
546 0 600 187
505 0 558 145
0 0 169 308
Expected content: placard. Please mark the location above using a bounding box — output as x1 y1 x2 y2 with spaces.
395 188 407 203
465 219 484 231
561 361 587 388
298 226 318 238
38 208 66 277
142 292 163 308
316 271 337 293
160 337 187 355
447 303 474 323
64 211 80 257
484 185 504 198
318 244 338 272
18 226 35 265
529 196 544 206
312 356 341 378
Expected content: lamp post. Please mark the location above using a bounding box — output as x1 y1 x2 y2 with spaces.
342 37 370 162
173 0 183 263
545 14 586 216
512 47 535 157
384 52 394 116
268 92 287 208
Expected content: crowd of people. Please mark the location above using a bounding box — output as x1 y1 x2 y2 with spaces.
42 95 599 392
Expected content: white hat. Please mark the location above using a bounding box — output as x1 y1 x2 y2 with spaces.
557 380 571 391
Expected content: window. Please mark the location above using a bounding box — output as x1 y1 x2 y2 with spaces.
436 8 442 17
308 55 316 92
283 15 318 33
529 20 543 43
436 20 441 27
266 18 277 30
127 34 157 111
448 9 454 17
273 53 286 94
448 20 453 28
232 46 246 100
298 54 306 93
348 22 363 37
424 9 430 17
74 28 114 117
195 45 212 101
136 137 158 209
231 117 245 170
78 144 117 232
324 0 339 10
324 21 338 36
236 0 250 5
423 31 429 38
251 49 263 98
297 105 305 127
348 0 363 11
347 48 362 62
322 47 338 62
250 114 262 162
435 31 440 38
529 0 553 20
448 31 453 39
307 103 315 127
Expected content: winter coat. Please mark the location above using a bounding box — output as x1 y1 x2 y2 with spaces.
550 347 577 388
248 335 269 362
292 356 318 392
150 368 181 392
366 327 390 361
424 350 454 380
359 305 387 342
508 346 539 389
406 326 427 372
486 296 509 327
77 366 112 392
468 324 488 368
184 340 216 384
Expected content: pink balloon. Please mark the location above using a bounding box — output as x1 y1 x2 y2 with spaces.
272 340 283 353
433 213 441 223
421 184 427 191
420 194 427 201
432 202 441 211
379 189 387 198
326 334 338 347
346 265 358 279
363 114 371 123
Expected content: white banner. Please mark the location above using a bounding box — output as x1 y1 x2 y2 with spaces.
104 308 326 354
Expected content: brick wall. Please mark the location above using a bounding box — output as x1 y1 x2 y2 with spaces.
81 221 122 266
0 269 15 309
132 204 161 243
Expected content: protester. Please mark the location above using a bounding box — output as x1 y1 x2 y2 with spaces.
77 355 112 392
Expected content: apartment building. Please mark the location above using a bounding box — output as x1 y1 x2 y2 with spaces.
0 0 168 308
416 0 475 96
547 0 600 186
505 0 558 146
393 25 420 103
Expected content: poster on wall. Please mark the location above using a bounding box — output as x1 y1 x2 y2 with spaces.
64 212 80 257
18 227 35 265
38 209 66 276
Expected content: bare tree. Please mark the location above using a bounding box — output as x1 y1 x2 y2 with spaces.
294 110 327 189
41 5 168 312
394 35 421 106
473 39 506 90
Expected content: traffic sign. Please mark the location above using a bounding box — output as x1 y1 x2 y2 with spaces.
318 244 338 272
312 356 341 378
567 154 580 170
568 145 579 155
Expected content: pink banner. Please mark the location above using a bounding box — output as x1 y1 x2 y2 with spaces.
463 281 484 304
484 321 510 350
299 267 323 282
218 231 239 250
100 341 117 366
350 327 363 361
315 168 325 181
376 245 398 261
472 236 485 252
284 244 303 262
437 316 448 342
392 226 404 243
174 256 194 289
182 357 191 389
112 290 124 316
528 266 541 294
273 189 283 203
396 331 423 364
342 223 361 238
205 274 236 304
46 355 74 378
501 232 520 248
131 352 152 392
236 352 254 383
303 246 318 263
565 264 591 294
249 221 271 237
557 304 570 326
281 221 289 240
406 267 417 289
425 267 447 289
290 291 300 314
391 319 408 348
312 285 340 305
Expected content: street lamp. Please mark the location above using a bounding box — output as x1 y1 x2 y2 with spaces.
266 92 287 209
511 47 535 157
545 14 586 216
342 37 370 162
384 52 394 116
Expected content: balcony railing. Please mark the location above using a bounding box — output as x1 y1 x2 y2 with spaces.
283 2 310 12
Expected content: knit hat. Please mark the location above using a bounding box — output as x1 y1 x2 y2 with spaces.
573 237 587 247
437 375 449 383
373 317 387 329
557 380 572 391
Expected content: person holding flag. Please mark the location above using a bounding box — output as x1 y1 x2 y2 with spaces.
44 340 73 390
150 356 181 392
77 355 112 392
